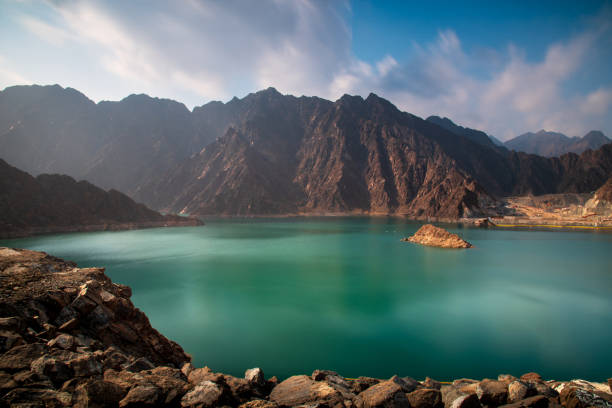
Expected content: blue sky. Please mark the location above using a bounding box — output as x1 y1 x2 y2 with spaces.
1 0 611 140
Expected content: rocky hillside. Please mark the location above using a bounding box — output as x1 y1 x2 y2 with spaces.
505 130 610 157
0 159 202 238
2 85 612 219
1 247 611 407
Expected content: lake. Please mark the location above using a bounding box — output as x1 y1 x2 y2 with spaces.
1 218 611 381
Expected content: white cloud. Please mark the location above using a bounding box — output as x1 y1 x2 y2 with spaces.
4 1 612 139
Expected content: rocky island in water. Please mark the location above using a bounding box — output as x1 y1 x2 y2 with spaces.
1 247 610 407
402 224 473 249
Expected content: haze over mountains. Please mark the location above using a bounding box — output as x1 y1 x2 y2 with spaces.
0 159 201 238
504 130 611 157
1 84 611 219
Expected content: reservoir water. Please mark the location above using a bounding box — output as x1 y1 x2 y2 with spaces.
2 218 611 381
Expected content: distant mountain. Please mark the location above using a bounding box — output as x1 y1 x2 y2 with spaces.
0 159 201 238
426 116 499 149
488 135 505 147
1 84 611 219
504 129 610 157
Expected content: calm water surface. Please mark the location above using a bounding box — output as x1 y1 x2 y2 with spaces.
2 218 611 381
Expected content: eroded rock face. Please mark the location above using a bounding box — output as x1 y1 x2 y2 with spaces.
403 224 473 248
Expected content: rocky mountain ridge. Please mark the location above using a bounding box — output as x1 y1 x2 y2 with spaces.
1 85 612 219
0 159 202 238
1 248 611 407
504 130 610 157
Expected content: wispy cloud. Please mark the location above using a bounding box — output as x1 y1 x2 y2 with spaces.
6 0 612 139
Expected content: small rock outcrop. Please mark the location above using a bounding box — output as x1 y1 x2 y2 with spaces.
402 224 473 248
1 247 611 407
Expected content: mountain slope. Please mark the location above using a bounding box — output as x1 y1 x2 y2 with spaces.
0 159 201 238
505 130 610 157
426 116 499 149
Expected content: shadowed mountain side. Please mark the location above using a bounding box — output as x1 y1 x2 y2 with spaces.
0 159 201 238
143 93 496 218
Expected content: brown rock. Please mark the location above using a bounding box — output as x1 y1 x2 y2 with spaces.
70 353 102 377
0 330 24 352
476 379 508 406
559 387 612 408
0 317 25 332
119 384 161 407
0 343 46 372
47 333 76 351
609 379 612 393
124 357 155 372
408 388 444 408
30 355 73 386
422 377 442 390
188 366 224 384
239 400 280 408
441 385 482 408
499 395 550 408
226 375 257 404
403 224 472 249
351 376 382 393
354 377 411 408
73 379 127 408
312 369 340 381
508 381 537 403
498 375 518 384
534 383 558 398
520 373 543 383
2 387 72 407
58 317 79 332
181 380 224 407
270 375 344 407
246 367 266 387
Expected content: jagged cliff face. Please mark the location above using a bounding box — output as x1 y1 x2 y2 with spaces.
0 159 201 238
1 85 611 219
143 92 493 218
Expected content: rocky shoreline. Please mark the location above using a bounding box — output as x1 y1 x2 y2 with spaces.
0 247 610 407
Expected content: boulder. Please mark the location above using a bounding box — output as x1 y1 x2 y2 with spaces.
498 375 518 384
559 386 612 408
181 380 224 407
498 395 550 408
73 379 127 408
124 357 155 372
270 375 344 407
508 381 537 403
476 379 508 406
408 388 444 408
534 383 558 398
441 385 482 408
422 377 442 390
47 333 76 351
246 367 266 387
188 366 224 384
70 354 102 377
30 355 73 386
0 330 24 352
312 369 340 381
0 343 46 372
119 384 161 407
351 376 381 393
520 373 543 383
354 377 411 408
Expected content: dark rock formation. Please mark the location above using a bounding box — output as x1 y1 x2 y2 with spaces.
505 130 610 157
402 224 473 248
2 85 612 219
1 248 611 407
0 159 202 238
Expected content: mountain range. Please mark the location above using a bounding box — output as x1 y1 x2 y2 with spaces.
504 129 610 157
0 159 201 238
1 84 611 219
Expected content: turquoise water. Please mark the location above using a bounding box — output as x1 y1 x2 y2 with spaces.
2 218 611 381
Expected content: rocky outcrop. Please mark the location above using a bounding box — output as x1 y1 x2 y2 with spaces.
0 159 202 238
403 224 473 248
1 248 611 407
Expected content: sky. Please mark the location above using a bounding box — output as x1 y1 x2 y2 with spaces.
1 0 611 140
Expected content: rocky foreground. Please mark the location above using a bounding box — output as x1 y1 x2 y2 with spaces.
402 224 473 248
1 247 611 408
